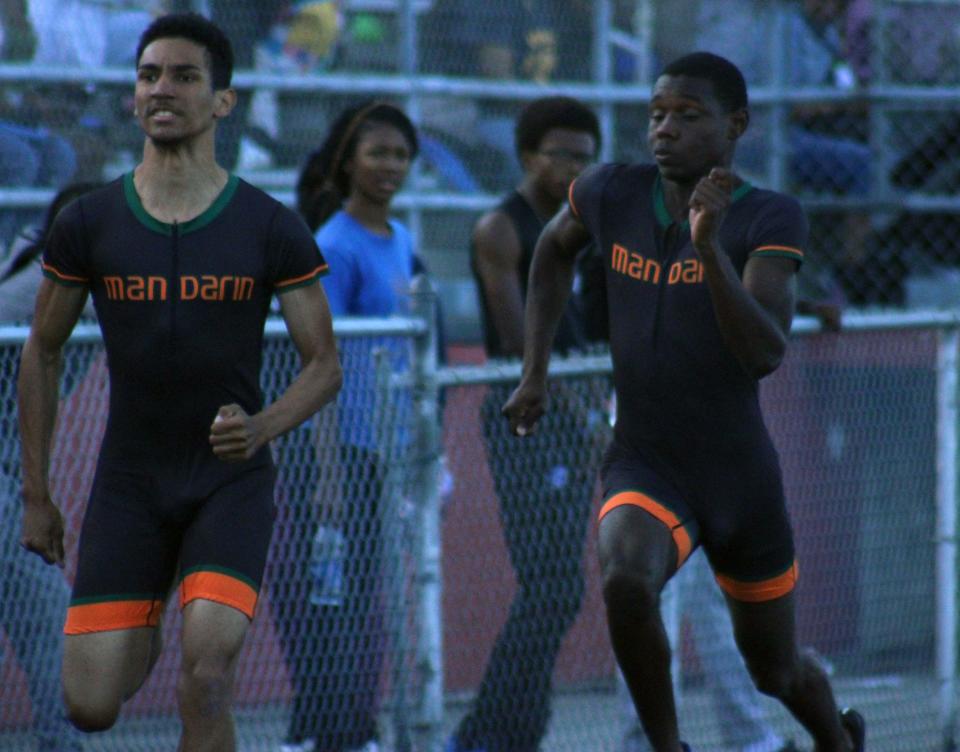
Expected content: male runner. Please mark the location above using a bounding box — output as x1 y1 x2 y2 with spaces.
449 96 602 752
17 13 342 751
503 52 865 752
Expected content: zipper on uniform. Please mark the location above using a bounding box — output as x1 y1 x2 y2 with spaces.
170 221 179 379
652 222 681 348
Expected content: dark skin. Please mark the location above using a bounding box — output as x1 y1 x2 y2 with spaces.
503 74 854 752
472 127 597 357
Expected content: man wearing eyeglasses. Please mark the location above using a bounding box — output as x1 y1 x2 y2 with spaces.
448 96 604 752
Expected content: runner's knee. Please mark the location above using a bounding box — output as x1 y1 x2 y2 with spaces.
177 652 235 716
744 654 795 699
601 564 660 617
64 689 121 733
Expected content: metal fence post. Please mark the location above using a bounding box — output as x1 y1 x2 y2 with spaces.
373 344 414 752
768 0 789 192
409 275 444 752
592 0 614 163
936 326 959 752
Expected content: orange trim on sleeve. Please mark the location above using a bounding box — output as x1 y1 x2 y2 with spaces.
179 570 258 619
275 264 329 289
567 179 581 218
41 262 88 285
64 598 164 634
750 245 804 261
599 491 693 568
715 561 799 603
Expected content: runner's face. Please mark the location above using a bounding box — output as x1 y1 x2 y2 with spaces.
529 128 597 203
135 37 231 146
647 74 738 183
346 123 413 206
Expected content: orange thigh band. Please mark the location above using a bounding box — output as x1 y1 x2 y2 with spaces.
179 567 259 619
714 561 799 603
599 490 694 569
65 597 165 635
64 569 258 635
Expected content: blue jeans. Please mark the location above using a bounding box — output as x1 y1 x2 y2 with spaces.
737 124 871 195
790 126 871 195
0 121 77 249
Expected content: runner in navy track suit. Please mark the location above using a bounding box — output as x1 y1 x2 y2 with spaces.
502 52 865 752
16 13 342 752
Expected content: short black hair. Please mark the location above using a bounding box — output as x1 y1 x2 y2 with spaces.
136 12 234 90
515 96 601 158
296 101 419 232
659 52 748 112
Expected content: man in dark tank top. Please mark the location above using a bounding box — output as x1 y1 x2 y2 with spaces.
447 97 603 752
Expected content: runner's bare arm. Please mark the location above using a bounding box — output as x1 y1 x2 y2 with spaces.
18 278 88 564
503 205 590 435
520 205 590 385
473 210 525 357
210 281 342 462
690 168 796 378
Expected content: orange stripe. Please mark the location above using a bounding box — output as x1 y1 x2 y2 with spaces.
275 264 329 288
598 491 693 568
751 245 804 259
715 561 799 602
567 179 580 218
41 262 88 284
179 571 258 619
64 599 164 634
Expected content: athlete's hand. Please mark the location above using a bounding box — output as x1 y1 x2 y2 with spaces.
210 404 261 462
21 496 66 567
689 167 736 255
502 379 547 437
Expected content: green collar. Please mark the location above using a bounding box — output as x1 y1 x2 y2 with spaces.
653 172 754 230
124 171 239 235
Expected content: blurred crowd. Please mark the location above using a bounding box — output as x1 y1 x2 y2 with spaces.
2 0 960 308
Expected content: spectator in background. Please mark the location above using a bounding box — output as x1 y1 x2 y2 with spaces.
273 101 421 752
209 0 289 169
0 181 100 752
0 0 161 249
0 0 35 60
0 0 77 251
28 0 155 70
665 0 871 193
418 0 569 190
867 0 960 306
25 0 159 180
446 96 606 752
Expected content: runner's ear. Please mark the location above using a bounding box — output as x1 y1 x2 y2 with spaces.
727 108 749 141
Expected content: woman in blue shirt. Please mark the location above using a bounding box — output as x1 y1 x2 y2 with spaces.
274 101 419 752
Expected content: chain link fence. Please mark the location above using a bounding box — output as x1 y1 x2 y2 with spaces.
1 306 957 751
2 1 960 750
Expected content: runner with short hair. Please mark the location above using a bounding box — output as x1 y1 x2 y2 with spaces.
503 52 865 752
16 13 342 751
